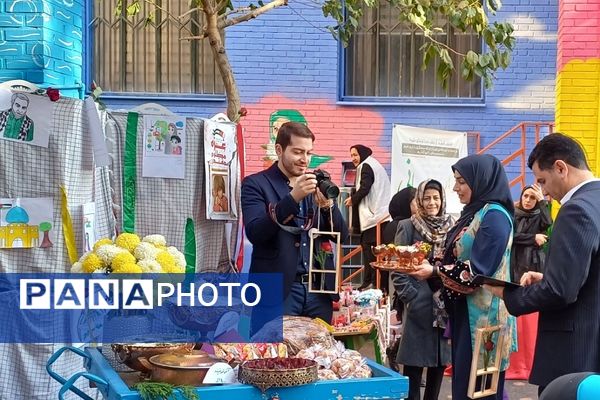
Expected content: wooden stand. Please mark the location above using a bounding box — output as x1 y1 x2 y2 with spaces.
307 229 341 294
467 325 505 399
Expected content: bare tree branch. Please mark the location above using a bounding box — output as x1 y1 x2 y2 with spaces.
218 0 287 30
179 7 204 20
219 6 253 20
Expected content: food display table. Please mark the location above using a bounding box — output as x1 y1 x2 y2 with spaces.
333 324 383 365
47 346 408 400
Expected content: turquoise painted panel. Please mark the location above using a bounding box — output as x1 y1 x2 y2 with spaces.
5 0 43 13
63 48 82 64
0 14 24 26
0 41 25 55
0 71 25 80
4 27 42 40
53 34 82 52
5 56 48 69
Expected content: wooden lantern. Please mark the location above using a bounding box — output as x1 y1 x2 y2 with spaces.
307 229 342 294
467 325 506 399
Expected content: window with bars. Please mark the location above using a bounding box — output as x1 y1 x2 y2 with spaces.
90 0 224 95
343 3 482 100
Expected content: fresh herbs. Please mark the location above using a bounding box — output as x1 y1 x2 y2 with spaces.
132 382 199 400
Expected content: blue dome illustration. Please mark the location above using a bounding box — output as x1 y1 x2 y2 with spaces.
5 206 29 224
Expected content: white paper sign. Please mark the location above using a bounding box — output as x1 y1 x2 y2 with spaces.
203 362 236 384
84 97 109 167
391 125 468 215
204 118 238 220
142 115 186 179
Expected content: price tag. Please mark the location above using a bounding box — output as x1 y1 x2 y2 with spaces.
203 362 236 384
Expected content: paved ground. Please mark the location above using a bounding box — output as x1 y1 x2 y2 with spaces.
358 342 539 399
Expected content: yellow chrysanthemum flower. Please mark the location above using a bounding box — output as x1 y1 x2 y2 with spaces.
163 263 185 274
111 251 137 272
156 251 176 272
112 262 143 274
115 233 141 253
93 238 113 252
82 253 104 273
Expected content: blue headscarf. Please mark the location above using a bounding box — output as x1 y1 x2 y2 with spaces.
443 154 514 262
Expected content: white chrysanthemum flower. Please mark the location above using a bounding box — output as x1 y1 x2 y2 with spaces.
134 242 161 261
142 234 167 247
95 244 128 265
167 246 187 268
138 259 162 273
70 262 83 273
93 268 110 274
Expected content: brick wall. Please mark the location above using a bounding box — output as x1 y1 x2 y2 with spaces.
556 0 600 174
0 0 83 97
11 0 557 186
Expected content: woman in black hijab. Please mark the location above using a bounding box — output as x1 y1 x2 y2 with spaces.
382 187 417 244
409 154 518 400
511 184 552 283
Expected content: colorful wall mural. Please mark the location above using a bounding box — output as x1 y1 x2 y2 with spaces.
556 0 600 174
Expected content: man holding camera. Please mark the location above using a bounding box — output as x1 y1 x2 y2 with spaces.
241 122 348 332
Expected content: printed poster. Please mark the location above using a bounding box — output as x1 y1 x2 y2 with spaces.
142 115 186 179
204 118 238 221
0 89 53 148
391 125 468 215
0 198 54 249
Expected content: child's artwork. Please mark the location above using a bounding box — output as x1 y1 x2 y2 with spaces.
142 115 186 179
0 198 54 249
0 89 53 148
204 117 238 221
82 202 96 253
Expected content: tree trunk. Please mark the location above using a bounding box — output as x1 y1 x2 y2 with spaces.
205 11 241 122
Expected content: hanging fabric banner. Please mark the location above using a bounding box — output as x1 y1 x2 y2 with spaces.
391 124 468 215
123 112 139 233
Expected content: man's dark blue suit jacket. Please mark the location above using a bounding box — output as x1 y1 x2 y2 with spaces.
241 163 349 299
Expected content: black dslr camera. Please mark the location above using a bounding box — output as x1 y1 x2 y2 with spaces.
313 169 340 199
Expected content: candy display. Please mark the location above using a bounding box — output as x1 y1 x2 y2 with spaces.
371 241 432 272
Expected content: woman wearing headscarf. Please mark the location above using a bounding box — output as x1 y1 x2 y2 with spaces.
392 179 454 400
344 144 391 290
382 187 418 244
511 184 552 283
409 154 518 400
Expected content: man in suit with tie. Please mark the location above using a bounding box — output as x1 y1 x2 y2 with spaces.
485 133 600 395
241 121 348 334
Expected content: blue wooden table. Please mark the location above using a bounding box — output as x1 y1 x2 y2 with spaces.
47 346 408 400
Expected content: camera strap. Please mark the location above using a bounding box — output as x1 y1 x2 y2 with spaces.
268 202 315 235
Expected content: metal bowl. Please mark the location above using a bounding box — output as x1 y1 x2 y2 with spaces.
111 339 194 374
239 358 318 392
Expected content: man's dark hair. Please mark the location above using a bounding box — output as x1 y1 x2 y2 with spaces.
528 132 590 171
275 122 315 150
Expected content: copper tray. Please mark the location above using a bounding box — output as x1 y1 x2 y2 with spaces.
238 358 318 392
370 261 418 273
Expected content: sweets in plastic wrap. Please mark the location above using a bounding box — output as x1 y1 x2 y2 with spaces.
293 341 372 380
213 343 287 363
283 316 337 355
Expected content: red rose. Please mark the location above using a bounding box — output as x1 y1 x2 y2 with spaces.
321 241 333 253
46 88 60 102
239 107 248 117
484 339 495 352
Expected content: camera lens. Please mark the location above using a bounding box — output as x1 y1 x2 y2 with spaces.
319 180 340 199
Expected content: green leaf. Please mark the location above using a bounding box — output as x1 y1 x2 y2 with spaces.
466 50 478 66
126 1 141 17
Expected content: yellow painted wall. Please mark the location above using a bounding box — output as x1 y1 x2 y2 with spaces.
556 59 600 175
